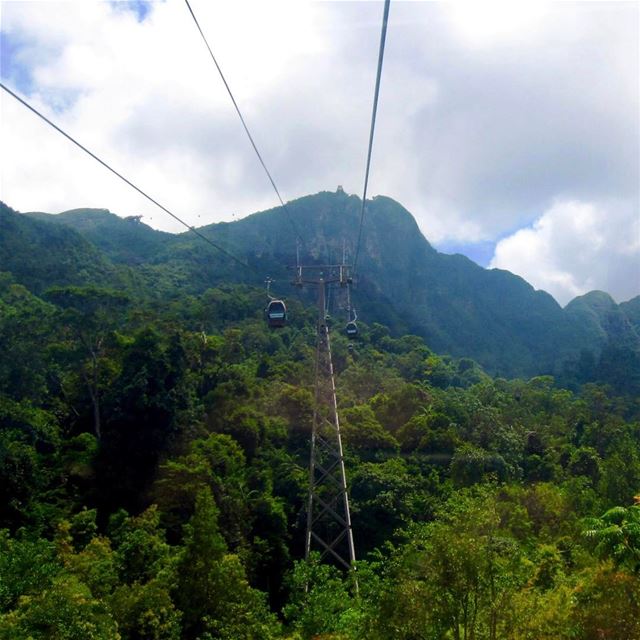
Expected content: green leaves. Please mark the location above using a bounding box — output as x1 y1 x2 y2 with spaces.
583 505 640 572
283 554 355 640
0 575 119 640
0 532 59 613
175 488 280 640
2 201 640 640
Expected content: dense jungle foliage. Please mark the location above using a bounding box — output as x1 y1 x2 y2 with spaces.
1 269 639 640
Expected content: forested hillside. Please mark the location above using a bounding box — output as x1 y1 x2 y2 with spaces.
11 193 639 383
1 198 640 639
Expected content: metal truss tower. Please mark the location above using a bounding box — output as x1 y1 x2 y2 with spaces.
294 265 357 574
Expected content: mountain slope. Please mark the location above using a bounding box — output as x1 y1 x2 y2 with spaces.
182 191 599 376
26 207 175 265
620 296 640 335
8 191 640 378
0 202 124 294
565 291 640 351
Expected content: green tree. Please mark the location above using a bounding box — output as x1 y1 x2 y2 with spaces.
46 286 128 439
367 488 529 640
0 278 57 403
573 564 640 640
0 531 59 613
96 328 195 513
283 554 355 640
109 579 181 640
174 488 279 640
108 506 172 585
0 575 119 640
583 505 640 573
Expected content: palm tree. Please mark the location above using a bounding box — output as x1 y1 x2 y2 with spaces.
583 505 640 573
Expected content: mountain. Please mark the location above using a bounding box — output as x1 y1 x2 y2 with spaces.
620 296 640 335
4 191 639 379
26 207 174 265
0 202 124 294
565 290 640 352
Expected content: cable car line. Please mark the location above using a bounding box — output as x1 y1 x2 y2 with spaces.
352 0 391 276
5 1 386 575
0 82 259 277
184 0 306 250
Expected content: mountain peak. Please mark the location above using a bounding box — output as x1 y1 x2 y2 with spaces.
565 290 617 313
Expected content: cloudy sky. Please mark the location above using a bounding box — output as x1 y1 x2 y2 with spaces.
1 0 638 305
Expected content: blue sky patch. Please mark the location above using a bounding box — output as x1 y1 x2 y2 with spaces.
109 1 154 23
0 31 35 95
434 240 497 268
1 31 81 114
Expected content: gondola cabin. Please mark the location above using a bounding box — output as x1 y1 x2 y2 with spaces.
345 321 358 337
266 300 287 328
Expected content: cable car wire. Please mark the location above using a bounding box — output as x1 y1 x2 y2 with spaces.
352 0 391 276
184 0 306 250
0 82 259 276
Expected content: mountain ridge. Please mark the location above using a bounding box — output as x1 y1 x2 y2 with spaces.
24 195 638 305
3 192 638 380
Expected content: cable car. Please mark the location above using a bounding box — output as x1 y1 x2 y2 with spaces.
345 321 358 337
266 299 287 328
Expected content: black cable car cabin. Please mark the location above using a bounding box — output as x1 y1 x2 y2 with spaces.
346 321 358 337
266 300 287 328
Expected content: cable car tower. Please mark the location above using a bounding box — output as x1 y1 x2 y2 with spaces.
293 264 357 576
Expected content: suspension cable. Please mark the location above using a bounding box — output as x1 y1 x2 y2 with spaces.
352 0 391 276
0 82 260 277
184 0 305 250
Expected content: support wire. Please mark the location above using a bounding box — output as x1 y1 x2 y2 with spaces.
184 0 306 249
352 0 391 275
0 82 260 277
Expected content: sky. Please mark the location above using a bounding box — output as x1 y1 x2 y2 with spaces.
1 0 638 306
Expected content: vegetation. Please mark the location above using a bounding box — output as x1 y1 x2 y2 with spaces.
5 196 639 384
1 199 639 638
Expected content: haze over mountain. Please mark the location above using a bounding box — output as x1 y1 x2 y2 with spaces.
2 191 638 382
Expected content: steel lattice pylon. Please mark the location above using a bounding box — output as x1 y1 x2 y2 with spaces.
295 268 357 574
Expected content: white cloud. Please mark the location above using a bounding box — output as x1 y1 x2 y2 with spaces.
0 0 330 228
444 1 549 47
0 0 638 302
489 200 640 305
